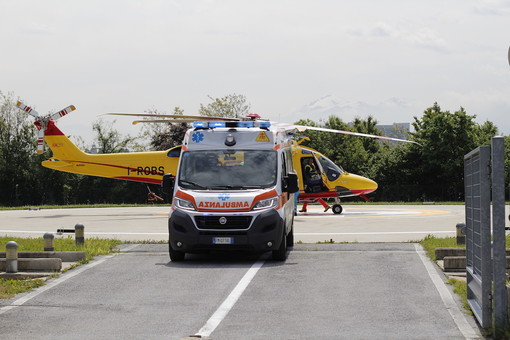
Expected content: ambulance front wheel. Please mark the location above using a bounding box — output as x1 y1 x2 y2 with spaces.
272 228 288 261
169 243 185 261
332 204 343 215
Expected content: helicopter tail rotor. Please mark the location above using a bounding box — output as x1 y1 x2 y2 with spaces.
16 101 40 118
16 101 77 154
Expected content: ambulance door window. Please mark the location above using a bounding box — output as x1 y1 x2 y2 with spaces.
281 153 287 179
284 149 294 173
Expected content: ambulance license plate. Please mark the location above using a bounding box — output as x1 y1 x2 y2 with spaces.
213 237 233 245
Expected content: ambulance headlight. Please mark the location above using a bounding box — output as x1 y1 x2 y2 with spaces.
174 197 196 211
253 196 279 210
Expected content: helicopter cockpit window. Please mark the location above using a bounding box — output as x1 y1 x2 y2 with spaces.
316 155 344 182
167 147 182 158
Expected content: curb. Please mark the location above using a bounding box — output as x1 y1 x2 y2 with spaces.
0 258 61 272
0 251 86 262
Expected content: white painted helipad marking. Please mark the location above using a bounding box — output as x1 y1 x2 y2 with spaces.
297 207 450 218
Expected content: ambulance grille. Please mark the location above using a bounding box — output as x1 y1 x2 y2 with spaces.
194 216 253 230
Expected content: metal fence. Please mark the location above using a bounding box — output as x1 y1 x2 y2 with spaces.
464 145 492 328
464 136 507 333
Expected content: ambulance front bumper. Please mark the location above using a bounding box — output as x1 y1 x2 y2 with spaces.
168 208 284 253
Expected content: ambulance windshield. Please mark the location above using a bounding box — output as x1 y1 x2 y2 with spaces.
178 150 277 189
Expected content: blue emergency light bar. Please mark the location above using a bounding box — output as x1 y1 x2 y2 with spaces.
259 121 271 129
192 122 208 128
192 121 271 129
209 122 226 128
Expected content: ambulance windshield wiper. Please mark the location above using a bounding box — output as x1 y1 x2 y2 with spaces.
180 180 209 189
209 185 259 190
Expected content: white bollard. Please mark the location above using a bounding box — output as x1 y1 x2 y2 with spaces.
6 241 18 273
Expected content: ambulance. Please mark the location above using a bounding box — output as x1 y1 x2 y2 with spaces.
163 120 299 261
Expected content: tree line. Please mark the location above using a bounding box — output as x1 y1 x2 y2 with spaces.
0 91 508 206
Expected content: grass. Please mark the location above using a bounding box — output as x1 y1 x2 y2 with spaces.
1 236 122 299
0 203 162 211
419 234 463 261
0 278 46 299
420 234 510 261
0 236 122 262
446 277 470 313
420 234 510 322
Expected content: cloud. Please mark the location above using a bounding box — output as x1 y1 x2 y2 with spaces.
346 22 448 52
289 94 416 125
346 21 398 38
369 22 398 38
19 21 53 36
473 0 510 15
405 28 448 52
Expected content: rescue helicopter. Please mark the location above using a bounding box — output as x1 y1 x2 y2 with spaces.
17 101 415 214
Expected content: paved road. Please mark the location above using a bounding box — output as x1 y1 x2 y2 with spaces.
0 244 480 339
0 204 476 243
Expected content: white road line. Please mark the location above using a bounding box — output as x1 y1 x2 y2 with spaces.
195 257 267 337
0 244 139 316
414 244 480 340
295 231 454 236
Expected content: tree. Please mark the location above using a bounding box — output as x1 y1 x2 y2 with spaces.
352 116 382 154
199 94 250 118
141 107 188 151
295 115 379 179
0 91 39 205
379 102 502 201
92 119 138 153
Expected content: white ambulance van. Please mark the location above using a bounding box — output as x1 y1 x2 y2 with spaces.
162 120 299 261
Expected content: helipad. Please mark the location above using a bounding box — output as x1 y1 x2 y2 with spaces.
0 204 476 243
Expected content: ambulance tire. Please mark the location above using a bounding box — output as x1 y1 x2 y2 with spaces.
169 243 185 262
272 228 288 261
332 204 343 215
286 223 294 248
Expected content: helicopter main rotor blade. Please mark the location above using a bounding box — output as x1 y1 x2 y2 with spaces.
281 123 418 144
17 101 40 118
131 119 197 125
105 113 240 121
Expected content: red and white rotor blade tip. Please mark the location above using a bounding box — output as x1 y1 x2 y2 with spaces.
16 101 40 118
50 105 76 121
36 129 45 154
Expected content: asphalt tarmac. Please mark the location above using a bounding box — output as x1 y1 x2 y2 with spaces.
0 205 491 339
0 243 481 339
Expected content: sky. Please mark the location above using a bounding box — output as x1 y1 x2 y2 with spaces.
1 0 510 145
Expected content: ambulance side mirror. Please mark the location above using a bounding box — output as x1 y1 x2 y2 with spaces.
161 173 175 197
285 172 299 193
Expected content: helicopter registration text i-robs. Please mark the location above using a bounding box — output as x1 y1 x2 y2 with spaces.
162 120 299 261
